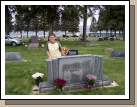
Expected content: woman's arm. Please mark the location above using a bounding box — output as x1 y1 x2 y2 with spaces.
46 51 52 59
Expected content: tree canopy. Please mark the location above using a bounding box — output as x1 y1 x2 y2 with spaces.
5 5 125 41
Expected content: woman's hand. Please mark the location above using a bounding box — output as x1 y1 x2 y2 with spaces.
48 56 52 59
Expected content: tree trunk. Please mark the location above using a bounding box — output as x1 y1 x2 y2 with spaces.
119 30 120 37
20 31 22 38
5 5 10 35
100 30 101 37
110 29 112 36
65 31 66 37
44 30 45 38
123 24 125 41
106 30 107 37
27 31 28 38
49 24 53 35
36 30 37 37
114 30 116 37
82 5 87 41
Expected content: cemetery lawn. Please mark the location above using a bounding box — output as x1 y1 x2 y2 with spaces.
5 37 125 95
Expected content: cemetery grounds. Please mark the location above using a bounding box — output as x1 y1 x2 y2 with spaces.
5 37 125 95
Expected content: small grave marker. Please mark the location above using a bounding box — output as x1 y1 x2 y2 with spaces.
5 52 25 62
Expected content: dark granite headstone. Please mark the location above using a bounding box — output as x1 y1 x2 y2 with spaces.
104 37 109 40
99 37 104 41
67 49 78 55
110 37 115 41
30 36 38 43
110 50 125 58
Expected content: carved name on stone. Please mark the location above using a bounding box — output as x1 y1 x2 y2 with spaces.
62 60 91 71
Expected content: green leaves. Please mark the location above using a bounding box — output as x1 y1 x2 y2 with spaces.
97 5 125 31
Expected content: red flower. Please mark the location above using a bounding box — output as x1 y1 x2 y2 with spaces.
54 78 67 87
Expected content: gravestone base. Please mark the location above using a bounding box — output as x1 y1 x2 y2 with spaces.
88 44 99 46
39 75 112 93
6 59 25 62
108 56 125 59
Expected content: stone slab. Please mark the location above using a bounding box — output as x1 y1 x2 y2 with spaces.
110 50 125 58
5 52 25 62
39 75 112 93
28 43 39 49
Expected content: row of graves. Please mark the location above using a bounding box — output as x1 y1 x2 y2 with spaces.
5 35 124 93
97 36 121 41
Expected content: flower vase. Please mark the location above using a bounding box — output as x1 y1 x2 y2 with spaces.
86 82 94 89
87 84 93 89
35 76 43 86
55 86 63 93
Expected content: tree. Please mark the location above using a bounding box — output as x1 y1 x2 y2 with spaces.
39 11 49 38
78 5 100 41
97 5 125 40
5 5 14 35
90 17 97 36
60 7 69 36
22 5 32 38
60 5 79 36
14 14 24 38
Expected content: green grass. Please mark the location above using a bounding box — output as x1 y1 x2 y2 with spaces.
5 37 125 95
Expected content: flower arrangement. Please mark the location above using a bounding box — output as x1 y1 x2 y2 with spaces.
25 44 28 47
62 47 69 55
32 72 44 86
86 74 97 89
41 44 45 47
54 78 67 92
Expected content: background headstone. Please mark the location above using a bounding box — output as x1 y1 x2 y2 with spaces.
116 36 120 40
110 50 125 58
99 37 104 41
30 36 38 43
28 36 39 49
5 52 25 62
104 48 114 53
77 42 83 46
89 41 98 45
104 37 109 40
67 49 78 55
110 37 115 41
28 43 39 49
